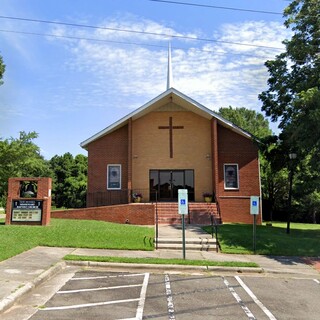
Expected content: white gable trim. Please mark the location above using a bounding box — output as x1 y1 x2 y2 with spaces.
80 88 253 149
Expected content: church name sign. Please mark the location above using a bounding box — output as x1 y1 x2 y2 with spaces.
11 200 43 222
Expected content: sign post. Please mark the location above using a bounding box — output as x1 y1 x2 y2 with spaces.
178 189 188 259
250 196 259 254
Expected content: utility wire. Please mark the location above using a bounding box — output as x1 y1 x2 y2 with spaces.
0 15 283 51
148 0 283 15
0 29 282 61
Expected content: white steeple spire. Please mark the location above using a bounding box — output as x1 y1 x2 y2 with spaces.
167 42 173 90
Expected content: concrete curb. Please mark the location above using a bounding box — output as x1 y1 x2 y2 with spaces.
0 261 65 314
65 260 264 274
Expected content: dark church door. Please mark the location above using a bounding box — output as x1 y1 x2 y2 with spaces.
149 170 194 201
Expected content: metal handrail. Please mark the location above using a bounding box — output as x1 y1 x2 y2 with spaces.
213 192 221 219
154 191 158 250
210 214 220 253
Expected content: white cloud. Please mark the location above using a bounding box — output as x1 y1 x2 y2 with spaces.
48 16 290 116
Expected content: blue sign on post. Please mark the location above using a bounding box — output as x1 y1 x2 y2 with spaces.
250 196 259 215
178 189 188 260
250 196 260 254
178 189 188 215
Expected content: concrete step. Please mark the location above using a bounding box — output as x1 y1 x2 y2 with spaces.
156 237 217 251
157 237 215 244
156 243 217 251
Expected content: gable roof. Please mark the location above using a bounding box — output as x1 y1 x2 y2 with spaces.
80 87 253 150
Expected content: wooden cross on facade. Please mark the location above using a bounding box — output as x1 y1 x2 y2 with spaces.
158 117 184 158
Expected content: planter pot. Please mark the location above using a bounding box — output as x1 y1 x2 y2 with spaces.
134 197 141 203
204 196 212 203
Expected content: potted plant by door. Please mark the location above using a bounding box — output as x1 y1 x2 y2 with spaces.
203 192 213 203
132 192 143 203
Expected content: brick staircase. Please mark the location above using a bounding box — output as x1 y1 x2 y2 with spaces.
155 202 221 225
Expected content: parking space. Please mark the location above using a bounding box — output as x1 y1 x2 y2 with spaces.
26 270 320 320
31 271 149 320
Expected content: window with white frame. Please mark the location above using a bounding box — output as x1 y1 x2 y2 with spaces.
224 164 239 189
107 164 121 190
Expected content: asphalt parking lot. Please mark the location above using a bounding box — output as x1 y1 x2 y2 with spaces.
19 269 319 320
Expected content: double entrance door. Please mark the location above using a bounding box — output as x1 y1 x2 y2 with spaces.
150 169 194 201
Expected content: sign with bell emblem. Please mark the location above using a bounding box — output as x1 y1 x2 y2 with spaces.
5 177 52 226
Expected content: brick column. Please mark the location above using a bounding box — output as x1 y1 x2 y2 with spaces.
127 118 133 203
211 118 219 199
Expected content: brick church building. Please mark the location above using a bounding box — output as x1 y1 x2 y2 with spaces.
80 49 261 225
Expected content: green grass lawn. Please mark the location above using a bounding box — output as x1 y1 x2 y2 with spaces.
204 222 320 256
64 255 259 268
1 217 319 265
0 218 154 262
0 218 258 268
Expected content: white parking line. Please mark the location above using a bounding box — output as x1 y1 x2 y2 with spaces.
41 298 140 311
223 277 256 320
235 276 277 320
58 284 142 294
164 274 176 320
71 273 146 281
135 272 149 320
314 279 320 284
41 272 150 318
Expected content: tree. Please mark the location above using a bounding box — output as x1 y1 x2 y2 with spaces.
259 0 320 164
49 153 87 208
218 106 272 139
293 151 320 223
259 0 320 224
0 54 5 85
0 132 51 207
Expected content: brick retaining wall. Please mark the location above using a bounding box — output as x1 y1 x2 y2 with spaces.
51 203 155 225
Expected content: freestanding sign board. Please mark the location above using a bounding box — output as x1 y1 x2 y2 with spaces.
11 200 43 222
5 177 52 226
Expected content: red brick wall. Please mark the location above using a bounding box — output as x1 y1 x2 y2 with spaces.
217 125 261 224
51 204 154 225
87 125 129 206
85 116 262 224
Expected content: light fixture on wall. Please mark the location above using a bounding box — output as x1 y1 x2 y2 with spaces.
206 154 211 160
133 155 138 159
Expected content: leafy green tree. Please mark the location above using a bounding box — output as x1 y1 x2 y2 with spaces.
49 153 87 208
0 54 5 85
0 131 51 206
259 0 320 164
294 152 320 223
218 106 272 139
259 0 320 223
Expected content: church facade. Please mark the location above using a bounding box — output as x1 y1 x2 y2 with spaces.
81 88 262 224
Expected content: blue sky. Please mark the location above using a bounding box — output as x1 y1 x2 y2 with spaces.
0 0 290 159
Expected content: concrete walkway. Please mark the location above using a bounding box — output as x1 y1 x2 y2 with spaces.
0 224 319 314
